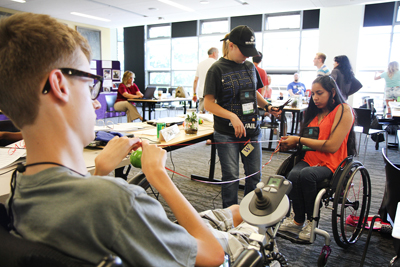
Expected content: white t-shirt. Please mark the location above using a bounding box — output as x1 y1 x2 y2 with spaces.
195 57 217 98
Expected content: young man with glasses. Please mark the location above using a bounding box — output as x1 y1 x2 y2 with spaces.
0 13 228 266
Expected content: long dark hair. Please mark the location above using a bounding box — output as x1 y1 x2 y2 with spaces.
302 76 357 156
334 55 354 84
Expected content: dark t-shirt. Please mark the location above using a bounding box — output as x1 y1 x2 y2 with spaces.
204 58 263 137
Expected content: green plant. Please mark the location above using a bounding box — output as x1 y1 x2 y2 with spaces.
185 112 198 129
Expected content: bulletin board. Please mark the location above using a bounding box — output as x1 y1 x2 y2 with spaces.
76 26 101 60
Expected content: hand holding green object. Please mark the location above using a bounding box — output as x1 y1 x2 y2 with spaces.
130 150 142 168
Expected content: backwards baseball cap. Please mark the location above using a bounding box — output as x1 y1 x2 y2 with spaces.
221 25 259 57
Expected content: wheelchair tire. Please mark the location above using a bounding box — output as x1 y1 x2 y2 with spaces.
331 160 371 248
317 252 327 267
128 172 150 190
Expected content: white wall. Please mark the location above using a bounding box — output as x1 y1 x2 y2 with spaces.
319 5 365 105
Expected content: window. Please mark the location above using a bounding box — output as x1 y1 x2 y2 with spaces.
149 72 170 85
148 24 171 38
263 31 300 70
171 37 198 70
265 13 300 30
147 39 171 70
198 35 224 62
299 30 319 70
200 19 228 35
117 27 124 73
172 71 196 86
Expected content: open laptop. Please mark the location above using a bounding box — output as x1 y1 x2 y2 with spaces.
142 86 157 99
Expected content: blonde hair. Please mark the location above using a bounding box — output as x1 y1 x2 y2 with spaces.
222 33 230 58
122 71 135 85
316 53 326 63
0 13 91 129
388 61 399 79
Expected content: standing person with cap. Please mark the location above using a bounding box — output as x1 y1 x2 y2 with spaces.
204 25 281 208
193 47 219 113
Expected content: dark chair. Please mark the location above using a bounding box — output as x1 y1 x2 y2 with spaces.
353 108 387 162
360 148 400 266
104 94 125 123
0 203 123 267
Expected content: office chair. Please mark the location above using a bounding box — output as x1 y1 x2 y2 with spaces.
104 94 125 123
360 148 400 266
0 203 123 267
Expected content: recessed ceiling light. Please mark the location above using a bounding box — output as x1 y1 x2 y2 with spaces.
200 0 209 4
71 12 111 22
11 0 26 3
158 0 194 12
148 7 158 11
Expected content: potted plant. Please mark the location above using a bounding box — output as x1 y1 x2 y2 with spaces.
184 112 199 134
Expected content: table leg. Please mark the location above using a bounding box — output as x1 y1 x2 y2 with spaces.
184 101 187 114
191 135 216 182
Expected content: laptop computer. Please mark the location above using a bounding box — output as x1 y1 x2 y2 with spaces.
142 86 157 99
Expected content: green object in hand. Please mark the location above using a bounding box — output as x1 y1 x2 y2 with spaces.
130 150 142 168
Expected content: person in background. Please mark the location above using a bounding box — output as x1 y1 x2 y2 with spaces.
287 73 306 97
204 25 281 208
279 76 356 241
193 47 219 113
331 55 355 101
374 61 400 117
253 52 270 99
314 53 331 77
114 71 145 122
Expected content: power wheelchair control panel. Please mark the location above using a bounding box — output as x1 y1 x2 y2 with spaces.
232 175 292 267
240 175 292 229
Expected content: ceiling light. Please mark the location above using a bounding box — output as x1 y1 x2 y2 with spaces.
71 12 111 22
11 0 26 3
200 0 209 4
158 0 194 12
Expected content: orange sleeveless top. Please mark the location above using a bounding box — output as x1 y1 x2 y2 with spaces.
303 104 351 172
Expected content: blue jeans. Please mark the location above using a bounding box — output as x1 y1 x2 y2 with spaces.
287 161 332 223
214 131 262 208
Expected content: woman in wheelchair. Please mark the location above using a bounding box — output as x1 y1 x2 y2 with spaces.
279 75 356 241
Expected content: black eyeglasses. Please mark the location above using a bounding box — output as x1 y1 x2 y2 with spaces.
42 68 103 100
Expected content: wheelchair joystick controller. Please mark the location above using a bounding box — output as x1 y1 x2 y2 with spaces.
240 175 292 232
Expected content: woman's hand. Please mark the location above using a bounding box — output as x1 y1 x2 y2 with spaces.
230 114 246 138
269 106 282 118
279 135 300 151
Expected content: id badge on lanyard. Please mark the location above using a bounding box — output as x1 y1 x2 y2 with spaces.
240 89 256 115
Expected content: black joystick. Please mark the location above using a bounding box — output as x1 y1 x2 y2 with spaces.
249 188 272 216
254 188 271 210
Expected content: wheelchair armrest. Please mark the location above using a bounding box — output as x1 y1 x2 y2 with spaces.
231 249 263 267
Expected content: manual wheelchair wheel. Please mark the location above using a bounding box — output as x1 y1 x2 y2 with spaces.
317 252 327 267
331 161 371 248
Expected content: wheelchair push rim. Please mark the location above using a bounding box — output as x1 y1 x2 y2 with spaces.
331 161 371 248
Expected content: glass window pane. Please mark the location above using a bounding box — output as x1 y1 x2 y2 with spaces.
390 25 400 62
353 71 385 113
357 26 391 70
147 39 171 70
117 42 124 74
263 31 300 70
149 72 170 85
266 14 300 30
300 30 319 70
172 71 196 87
201 20 228 35
198 35 224 62
117 27 124 42
172 37 198 70
148 25 171 38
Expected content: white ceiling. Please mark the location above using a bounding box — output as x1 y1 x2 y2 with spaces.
0 0 393 28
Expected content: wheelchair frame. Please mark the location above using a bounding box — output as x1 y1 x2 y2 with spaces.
276 153 371 266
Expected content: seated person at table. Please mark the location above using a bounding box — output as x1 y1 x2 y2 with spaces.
287 73 306 97
279 76 356 240
114 70 145 122
0 13 264 266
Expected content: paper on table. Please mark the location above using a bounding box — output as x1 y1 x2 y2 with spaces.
0 148 26 169
135 128 157 136
94 123 143 132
